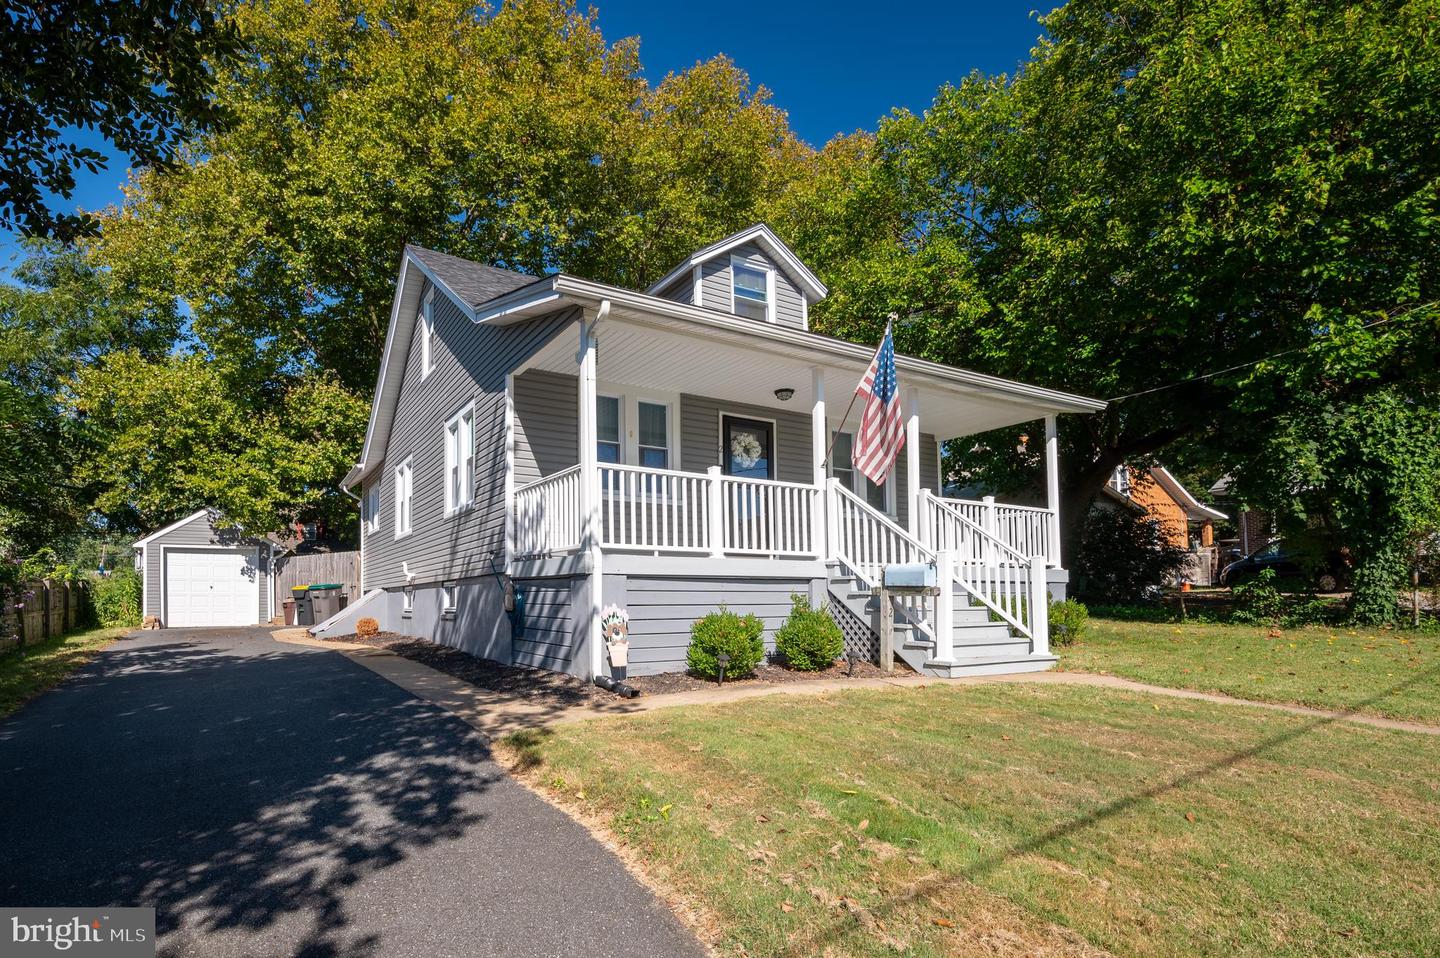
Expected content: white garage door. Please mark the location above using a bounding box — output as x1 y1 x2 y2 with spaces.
165 548 260 627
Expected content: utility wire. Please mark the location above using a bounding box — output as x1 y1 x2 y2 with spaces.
1105 304 1436 403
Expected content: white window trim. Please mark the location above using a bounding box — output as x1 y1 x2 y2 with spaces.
596 392 624 464
420 291 435 380
730 254 775 324
442 581 458 615
830 428 897 516
597 384 678 468
401 584 414 616
444 402 476 516
363 485 381 536
394 457 413 539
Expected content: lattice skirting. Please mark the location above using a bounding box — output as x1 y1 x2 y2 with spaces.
828 593 879 664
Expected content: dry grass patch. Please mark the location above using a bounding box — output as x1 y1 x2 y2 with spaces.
502 682 1440 958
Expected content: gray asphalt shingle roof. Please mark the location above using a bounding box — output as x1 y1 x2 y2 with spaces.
405 244 542 306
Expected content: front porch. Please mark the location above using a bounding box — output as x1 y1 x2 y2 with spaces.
501 305 1082 679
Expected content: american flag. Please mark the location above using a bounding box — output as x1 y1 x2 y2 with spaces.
853 323 905 485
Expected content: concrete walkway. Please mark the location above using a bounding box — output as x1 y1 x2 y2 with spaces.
0 627 706 958
278 630 1440 739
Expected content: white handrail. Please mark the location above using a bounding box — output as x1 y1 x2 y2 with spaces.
719 474 819 557
828 480 938 648
514 465 583 556
922 492 1045 643
935 495 1057 567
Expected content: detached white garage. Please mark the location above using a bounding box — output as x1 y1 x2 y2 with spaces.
135 510 272 628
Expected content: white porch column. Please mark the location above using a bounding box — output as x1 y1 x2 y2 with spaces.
811 367 827 560
578 303 608 678
1044 414 1061 567
905 387 921 537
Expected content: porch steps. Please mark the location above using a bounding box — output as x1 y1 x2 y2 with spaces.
827 575 1056 679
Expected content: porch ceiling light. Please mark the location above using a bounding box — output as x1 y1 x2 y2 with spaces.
774 387 795 402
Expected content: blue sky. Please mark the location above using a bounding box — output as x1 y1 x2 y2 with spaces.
1 1 1050 270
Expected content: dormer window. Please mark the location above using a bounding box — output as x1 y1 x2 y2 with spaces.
731 258 771 322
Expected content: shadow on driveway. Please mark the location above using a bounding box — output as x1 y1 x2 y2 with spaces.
0 628 702 958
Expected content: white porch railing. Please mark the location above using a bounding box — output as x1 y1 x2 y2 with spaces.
719 473 819 556
512 465 1050 656
920 491 1048 648
591 463 820 557
598 463 712 552
514 465 583 556
930 495 1057 567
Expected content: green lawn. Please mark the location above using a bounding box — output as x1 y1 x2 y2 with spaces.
0 625 128 718
506 683 1440 958
1059 618 1440 724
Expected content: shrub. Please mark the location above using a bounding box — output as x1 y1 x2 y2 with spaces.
355 616 380 637
686 606 765 679
774 593 843 670
1048 598 1089 646
92 567 142 628
1230 568 1288 625
1074 508 1191 604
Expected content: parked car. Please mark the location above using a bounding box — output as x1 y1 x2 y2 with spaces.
1220 540 1349 592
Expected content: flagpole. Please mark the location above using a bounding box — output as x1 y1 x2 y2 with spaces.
822 316 895 468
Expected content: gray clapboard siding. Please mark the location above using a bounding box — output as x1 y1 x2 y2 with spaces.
687 243 806 329
655 273 694 305
620 574 814 675
363 291 577 590
142 514 270 623
513 369 580 486
679 394 814 484
512 577 580 671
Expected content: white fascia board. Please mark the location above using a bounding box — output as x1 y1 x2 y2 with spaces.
471 278 563 325
553 275 1108 415
133 508 214 547
646 224 828 302
1155 466 1228 521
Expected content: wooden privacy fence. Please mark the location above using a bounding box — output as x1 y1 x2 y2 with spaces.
270 551 360 622
0 580 89 654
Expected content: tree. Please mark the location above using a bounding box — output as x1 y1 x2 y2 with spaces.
65 352 368 539
0 0 238 239
0 241 181 559
773 0 1440 564
95 0 806 393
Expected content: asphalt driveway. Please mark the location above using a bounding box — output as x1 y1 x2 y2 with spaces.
0 627 705 958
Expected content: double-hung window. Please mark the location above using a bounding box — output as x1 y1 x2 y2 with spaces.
831 431 892 514
637 401 670 469
731 259 770 322
363 485 381 535
420 292 435 379
394 459 413 538
597 395 621 463
445 405 475 514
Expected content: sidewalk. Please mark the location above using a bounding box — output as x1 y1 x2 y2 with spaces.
273 630 1440 739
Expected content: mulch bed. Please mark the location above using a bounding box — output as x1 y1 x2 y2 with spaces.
625 658 892 696
324 631 894 700
322 631 610 707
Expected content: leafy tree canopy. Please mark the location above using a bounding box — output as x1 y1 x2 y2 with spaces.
97 0 806 392
0 0 238 239
772 0 1440 564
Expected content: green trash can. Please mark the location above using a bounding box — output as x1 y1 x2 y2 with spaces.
292 586 314 626
308 583 343 624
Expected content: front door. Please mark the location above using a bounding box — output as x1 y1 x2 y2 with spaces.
721 416 775 480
